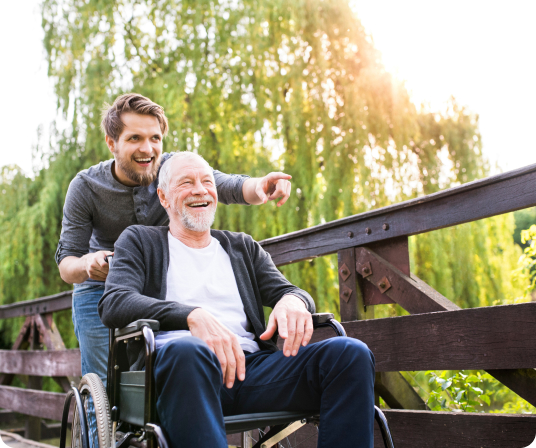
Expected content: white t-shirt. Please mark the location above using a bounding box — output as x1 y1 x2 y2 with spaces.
155 233 260 353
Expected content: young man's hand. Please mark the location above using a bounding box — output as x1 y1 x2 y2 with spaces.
187 308 246 388
83 250 114 281
243 172 292 207
58 250 113 284
260 295 313 357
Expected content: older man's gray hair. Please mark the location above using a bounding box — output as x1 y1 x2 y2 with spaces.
158 152 213 194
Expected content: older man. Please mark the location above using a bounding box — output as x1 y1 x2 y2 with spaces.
99 152 375 448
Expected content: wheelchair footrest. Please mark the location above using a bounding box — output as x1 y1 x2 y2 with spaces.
224 411 317 434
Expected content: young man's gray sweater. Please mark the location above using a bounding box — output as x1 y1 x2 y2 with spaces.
98 225 315 368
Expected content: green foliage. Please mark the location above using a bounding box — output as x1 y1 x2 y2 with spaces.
514 224 536 299
0 0 527 353
513 207 536 249
426 371 492 412
401 370 536 414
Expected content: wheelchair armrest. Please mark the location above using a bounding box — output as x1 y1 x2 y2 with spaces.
115 319 160 337
311 313 346 337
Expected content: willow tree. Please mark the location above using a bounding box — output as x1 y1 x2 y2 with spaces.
0 0 524 346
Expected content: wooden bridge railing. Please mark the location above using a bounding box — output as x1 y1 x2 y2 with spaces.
2 164 536 446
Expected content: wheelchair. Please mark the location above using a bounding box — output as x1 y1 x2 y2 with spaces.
60 313 395 448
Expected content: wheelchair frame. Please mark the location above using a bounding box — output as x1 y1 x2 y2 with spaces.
61 313 395 448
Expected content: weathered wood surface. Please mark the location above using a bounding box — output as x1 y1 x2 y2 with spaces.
0 386 65 421
338 248 368 321
0 291 72 320
0 350 81 377
255 411 536 448
260 164 536 265
487 368 536 407
375 372 428 410
310 302 536 371
0 430 57 448
355 246 460 313
361 237 409 306
373 410 536 448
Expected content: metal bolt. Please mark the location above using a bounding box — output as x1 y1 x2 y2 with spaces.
135 337 140 341
363 266 370 274
343 290 349 297
124 340 128 344
347 231 354 238
114 365 119 370
341 268 348 276
379 281 386 289
382 223 389 231
365 227 371 234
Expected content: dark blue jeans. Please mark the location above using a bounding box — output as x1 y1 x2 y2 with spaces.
154 336 375 448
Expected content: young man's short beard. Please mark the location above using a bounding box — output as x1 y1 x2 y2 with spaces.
114 151 161 187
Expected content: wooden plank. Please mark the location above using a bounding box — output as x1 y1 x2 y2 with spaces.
310 302 536 371
0 350 81 377
356 247 460 313
260 164 536 266
487 368 536 407
373 410 536 448
0 430 58 448
0 291 72 320
280 411 536 448
375 372 428 410
34 314 66 351
0 386 65 422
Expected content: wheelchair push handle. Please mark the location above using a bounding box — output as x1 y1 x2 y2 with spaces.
311 313 347 337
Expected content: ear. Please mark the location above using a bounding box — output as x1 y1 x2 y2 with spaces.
105 135 115 155
157 187 170 210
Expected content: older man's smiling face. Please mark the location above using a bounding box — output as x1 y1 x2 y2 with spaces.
167 157 218 232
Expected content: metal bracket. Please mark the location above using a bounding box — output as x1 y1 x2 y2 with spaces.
340 285 353 303
338 263 351 281
355 246 459 314
360 261 373 278
377 276 391 294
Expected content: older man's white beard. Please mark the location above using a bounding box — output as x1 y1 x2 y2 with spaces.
175 195 216 232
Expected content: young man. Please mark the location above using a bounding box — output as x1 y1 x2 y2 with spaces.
99 152 375 448
56 93 293 385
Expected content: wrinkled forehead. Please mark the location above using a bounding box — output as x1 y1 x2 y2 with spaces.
170 156 214 183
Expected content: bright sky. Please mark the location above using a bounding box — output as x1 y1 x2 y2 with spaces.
1 0 535 176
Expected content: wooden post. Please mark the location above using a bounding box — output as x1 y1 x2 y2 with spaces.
337 248 373 322
25 318 42 441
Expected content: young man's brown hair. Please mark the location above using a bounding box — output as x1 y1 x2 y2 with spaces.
101 93 169 141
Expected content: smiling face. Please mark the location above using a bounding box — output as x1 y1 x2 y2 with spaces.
159 155 218 234
106 112 163 187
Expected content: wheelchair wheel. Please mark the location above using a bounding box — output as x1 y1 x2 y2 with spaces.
71 373 112 448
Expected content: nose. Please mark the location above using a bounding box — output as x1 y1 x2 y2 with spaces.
139 139 152 154
191 178 208 195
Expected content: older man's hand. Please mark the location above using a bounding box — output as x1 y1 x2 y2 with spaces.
243 172 292 207
187 308 246 388
260 295 313 357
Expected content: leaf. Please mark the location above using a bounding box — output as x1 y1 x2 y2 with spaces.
455 390 465 402
441 380 452 391
480 395 490 406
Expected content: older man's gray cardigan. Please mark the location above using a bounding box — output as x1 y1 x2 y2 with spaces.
98 225 315 367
